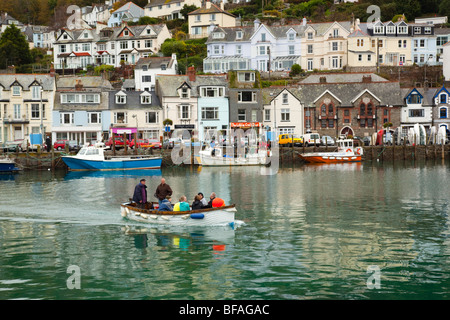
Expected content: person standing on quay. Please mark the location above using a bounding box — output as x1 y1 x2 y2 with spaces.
155 178 173 206
133 179 148 209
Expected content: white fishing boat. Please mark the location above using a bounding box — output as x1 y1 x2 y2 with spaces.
120 201 237 227
197 146 269 166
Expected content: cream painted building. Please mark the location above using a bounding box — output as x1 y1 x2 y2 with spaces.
188 1 236 39
144 0 202 20
300 21 352 71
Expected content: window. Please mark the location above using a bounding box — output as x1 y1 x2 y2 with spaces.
282 93 288 104
414 27 421 34
201 107 219 120
333 29 339 37
236 45 242 55
289 45 295 55
13 86 21 96
60 112 74 124
114 112 127 123
288 33 295 41
387 26 395 34
236 31 242 39
60 44 66 53
307 44 313 54
213 45 220 55
238 109 246 121
210 14 216 21
146 111 158 124
374 26 384 34
281 109 290 121
141 94 151 104
195 15 201 22
398 26 408 34
261 33 266 42
307 32 313 40
264 109 270 121
360 103 365 116
201 87 224 97
178 105 190 119
31 104 40 119
378 39 384 48
237 72 255 82
32 86 41 100
238 91 256 103
358 54 362 61
145 40 152 48
400 54 405 64
332 42 338 51
116 94 126 104
120 41 128 49
409 109 424 117
440 94 447 104
307 59 313 71
88 112 101 124
408 94 421 104
82 43 90 51
142 75 151 83
440 107 447 119
368 54 372 62
181 87 189 98
357 39 364 47
331 56 339 69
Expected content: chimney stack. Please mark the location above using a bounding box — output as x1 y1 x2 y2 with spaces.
75 79 83 90
362 75 372 83
319 76 327 83
187 66 196 82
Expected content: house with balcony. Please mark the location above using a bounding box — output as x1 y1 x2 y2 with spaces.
0 74 56 144
144 0 202 20
109 89 163 140
52 76 113 144
188 1 236 39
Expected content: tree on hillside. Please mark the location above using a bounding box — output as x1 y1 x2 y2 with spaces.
0 24 32 68
395 0 421 21
180 4 199 20
439 0 450 20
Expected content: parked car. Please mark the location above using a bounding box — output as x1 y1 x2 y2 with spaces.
278 134 303 147
301 133 321 147
104 137 131 150
163 138 181 149
53 140 80 151
129 139 152 149
320 135 335 146
148 139 162 149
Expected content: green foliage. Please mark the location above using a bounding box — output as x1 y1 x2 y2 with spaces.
94 65 115 75
439 0 450 19
163 119 173 126
289 64 302 77
180 4 199 20
161 38 207 73
127 16 160 26
0 24 32 68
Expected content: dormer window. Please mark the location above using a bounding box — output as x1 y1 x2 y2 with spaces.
397 26 408 34
181 87 189 98
161 64 166 70
116 92 126 104
63 34 68 40
12 86 21 96
414 27 421 34
424 27 431 34
31 85 41 100
288 32 295 41
142 65 148 71
386 26 395 34
236 31 243 39
307 32 313 40
213 32 224 39
84 32 88 38
124 30 129 36
237 72 255 82
141 93 151 104
333 29 339 37
374 25 384 34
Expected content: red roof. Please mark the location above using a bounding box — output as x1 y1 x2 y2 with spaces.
72 52 91 57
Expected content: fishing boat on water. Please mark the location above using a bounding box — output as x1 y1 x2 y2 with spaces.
120 201 237 227
197 146 270 166
298 139 363 164
0 157 21 173
62 143 162 171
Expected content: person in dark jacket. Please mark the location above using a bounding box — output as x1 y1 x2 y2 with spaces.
155 178 173 205
192 194 204 210
206 192 216 208
133 179 147 208
158 196 173 211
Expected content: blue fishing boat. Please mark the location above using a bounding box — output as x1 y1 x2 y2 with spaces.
62 144 162 171
0 157 20 173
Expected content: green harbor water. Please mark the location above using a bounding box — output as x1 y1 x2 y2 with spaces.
0 161 449 300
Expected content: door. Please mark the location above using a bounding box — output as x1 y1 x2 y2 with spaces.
14 127 22 140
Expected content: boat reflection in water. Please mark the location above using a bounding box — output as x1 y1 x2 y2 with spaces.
64 169 162 181
301 162 363 171
122 224 236 253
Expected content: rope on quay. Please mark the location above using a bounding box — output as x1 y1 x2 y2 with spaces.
377 147 386 160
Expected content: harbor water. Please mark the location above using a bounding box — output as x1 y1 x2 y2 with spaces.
0 161 450 300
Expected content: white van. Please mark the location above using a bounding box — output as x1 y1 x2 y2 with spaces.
301 133 321 147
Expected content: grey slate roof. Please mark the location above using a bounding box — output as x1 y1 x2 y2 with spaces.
0 74 55 91
301 73 388 84
109 90 161 110
156 74 229 97
56 76 113 91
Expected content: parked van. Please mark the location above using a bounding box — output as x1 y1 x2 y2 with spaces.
301 133 321 147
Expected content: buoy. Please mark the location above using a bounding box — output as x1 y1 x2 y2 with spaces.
149 215 158 219
135 212 141 216
181 215 190 219
141 213 148 219
161 216 170 221
190 213 205 219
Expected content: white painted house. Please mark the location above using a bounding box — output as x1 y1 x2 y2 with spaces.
134 54 178 92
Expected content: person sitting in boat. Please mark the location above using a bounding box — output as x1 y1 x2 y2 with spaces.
158 196 173 211
155 178 173 206
173 196 190 211
192 194 205 210
206 192 226 208
133 179 148 209
198 192 208 207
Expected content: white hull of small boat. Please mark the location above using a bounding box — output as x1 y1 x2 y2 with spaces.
120 202 236 227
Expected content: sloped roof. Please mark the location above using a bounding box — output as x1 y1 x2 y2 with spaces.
109 90 161 110
188 3 235 18
0 74 54 91
156 74 228 97
56 76 113 90
301 73 388 84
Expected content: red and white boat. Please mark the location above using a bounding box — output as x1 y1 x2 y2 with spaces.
299 139 363 164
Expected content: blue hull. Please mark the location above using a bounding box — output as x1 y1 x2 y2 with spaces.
0 162 20 173
62 156 162 171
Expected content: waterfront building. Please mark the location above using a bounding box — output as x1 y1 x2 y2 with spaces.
262 88 304 137
0 74 56 144
144 0 203 20
399 87 434 137
410 23 438 66
134 54 178 92
293 73 403 139
107 2 145 27
227 70 263 134
188 1 236 39
431 86 450 132
81 4 111 27
52 76 112 144
435 28 450 64
109 89 162 140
